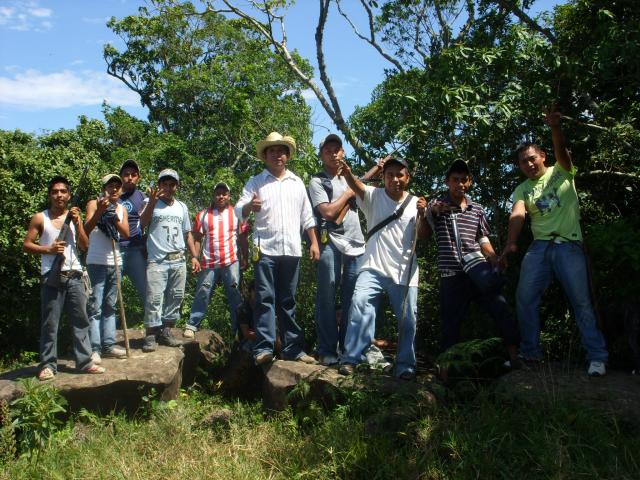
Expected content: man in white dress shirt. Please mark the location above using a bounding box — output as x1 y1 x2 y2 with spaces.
235 132 320 365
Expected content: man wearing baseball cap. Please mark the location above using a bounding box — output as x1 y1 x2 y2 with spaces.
84 174 130 362
337 156 428 379
118 159 147 302
235 132 320 365
184 181 248 338
308 134 366 366
139 169 199 352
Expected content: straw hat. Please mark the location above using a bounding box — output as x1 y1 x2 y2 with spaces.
256 132 296 160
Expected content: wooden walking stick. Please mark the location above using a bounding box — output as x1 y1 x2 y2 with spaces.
111 239 131 357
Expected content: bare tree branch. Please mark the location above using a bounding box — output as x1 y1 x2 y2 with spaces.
578 170 640 181
335 0 404 72
495 0 556 44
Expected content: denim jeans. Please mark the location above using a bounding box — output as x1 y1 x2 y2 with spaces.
314 242 361 357
144 260 187 328
87 264 119 353
40 273 93 372
253 255 305 360
120 245 147 300
440 272 519 350
516 240 608 362
187 262 243 333
342 269 417 377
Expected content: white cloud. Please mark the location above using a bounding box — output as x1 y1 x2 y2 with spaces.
0 69 141 109
0 1 53 31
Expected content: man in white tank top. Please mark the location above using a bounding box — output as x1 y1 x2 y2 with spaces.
84 174 130 363
23 175 105 380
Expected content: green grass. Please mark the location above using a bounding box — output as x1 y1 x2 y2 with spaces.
2 385 639 480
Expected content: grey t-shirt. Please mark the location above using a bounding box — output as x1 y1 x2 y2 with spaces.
146 199 191 262
308 173 365 256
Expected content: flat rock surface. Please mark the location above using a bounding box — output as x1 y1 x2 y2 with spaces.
497 362 640 418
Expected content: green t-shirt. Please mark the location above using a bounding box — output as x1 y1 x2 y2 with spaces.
512 163 582 242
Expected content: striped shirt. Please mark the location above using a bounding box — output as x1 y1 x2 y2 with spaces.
193 205 248 269
427 195 490 274
235 169 316 257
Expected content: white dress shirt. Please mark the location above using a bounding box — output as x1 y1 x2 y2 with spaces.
235 169 316 257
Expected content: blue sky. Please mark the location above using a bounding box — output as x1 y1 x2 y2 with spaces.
0 0 563 146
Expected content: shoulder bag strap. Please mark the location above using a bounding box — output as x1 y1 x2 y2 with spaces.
365 194 414 241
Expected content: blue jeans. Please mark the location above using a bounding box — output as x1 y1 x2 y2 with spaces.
187 262 243 333
253 255 305 360
342 269 417 377
120 245 147 300
440 272 519 350
144 260 187 329
516 240 608 362
87 264 119 353
314 242 361 357
40 272 93 372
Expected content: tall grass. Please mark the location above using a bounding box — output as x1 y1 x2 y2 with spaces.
2 381 639 480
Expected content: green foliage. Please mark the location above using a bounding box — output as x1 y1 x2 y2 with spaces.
10 379 67 456
0 399 17 465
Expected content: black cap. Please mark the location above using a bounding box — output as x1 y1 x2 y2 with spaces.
382 156 410 172
119 159 140 175
445 159 470 178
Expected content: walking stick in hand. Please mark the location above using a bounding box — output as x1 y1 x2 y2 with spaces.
111 239 131 357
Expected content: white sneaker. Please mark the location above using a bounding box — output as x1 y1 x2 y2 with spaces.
365 345 392 370
90 352 102 365
103 346 127 358
183 328 195 339
588 361 606 377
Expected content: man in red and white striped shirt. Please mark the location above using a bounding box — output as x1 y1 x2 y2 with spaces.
184 182 248 338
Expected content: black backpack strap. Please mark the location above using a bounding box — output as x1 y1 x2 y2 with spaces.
365 194 414 241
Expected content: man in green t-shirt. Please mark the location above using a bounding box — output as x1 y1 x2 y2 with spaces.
501 110 608 376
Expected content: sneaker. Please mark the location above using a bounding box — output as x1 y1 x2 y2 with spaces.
295 353 317 365
83 364 106 374
365 345 392 371
318 354 339 366
183 328 195 339
338 364 355 376
90 351 102 365
142 334 158 353
37 367 55 381
255 352 274 366
588 361 606 377
103 346 127 358
158 327 181 347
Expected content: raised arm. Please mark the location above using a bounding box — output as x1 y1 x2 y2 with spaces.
337 160 365 200
544 108 573 171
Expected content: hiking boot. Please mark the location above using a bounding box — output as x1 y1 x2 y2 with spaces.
142 333 158 353
103 346 127 358
183 328 195 339
588 361 606 377
398 370 416 381
255 352 274 366
338 363 355 376
158 327 181 347
295 353 317 365
90 351 102 365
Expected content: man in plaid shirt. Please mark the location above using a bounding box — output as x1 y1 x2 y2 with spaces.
184 182 249 338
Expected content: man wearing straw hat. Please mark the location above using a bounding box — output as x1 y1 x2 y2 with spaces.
235 132 320 365
84 173 130 363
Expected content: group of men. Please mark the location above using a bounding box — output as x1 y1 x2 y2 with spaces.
23 109 608 382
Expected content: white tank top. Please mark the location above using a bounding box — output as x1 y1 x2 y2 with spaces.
41 210 82 275
86 204 124 266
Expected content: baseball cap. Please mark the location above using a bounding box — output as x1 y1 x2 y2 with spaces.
158 168 179 182
445 159 470 178
319 133 342 152
101 173 122 186
382 156 410 172
119 159 140 175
